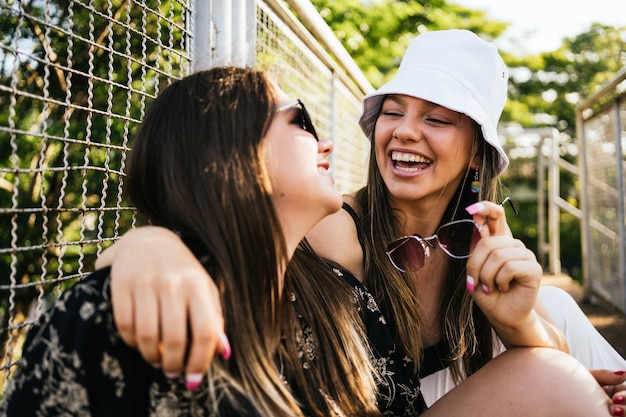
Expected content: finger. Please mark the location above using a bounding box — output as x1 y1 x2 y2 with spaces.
158 277 188 375
468 238 539 292
465 201 508 237
110 272 137 348
184 285 226 387
466 236 513 290
614 389 626 404
133 286 162 366
489 250 538 293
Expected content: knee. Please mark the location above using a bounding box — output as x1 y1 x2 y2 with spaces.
499 347 595 388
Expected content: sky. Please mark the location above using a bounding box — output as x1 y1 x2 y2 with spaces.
452 0 626 54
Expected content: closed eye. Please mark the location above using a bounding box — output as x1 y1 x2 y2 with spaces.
426 117 452 125
292 115 306 130
284 108 304 129
381 110 404 117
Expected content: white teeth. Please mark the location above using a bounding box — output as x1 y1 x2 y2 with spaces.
391 151 431 164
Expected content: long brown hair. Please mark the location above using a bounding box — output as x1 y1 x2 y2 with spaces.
127 66 379 416
354 115 503 381
284 241 381 416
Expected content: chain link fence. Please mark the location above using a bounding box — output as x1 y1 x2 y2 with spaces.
577 68 626 314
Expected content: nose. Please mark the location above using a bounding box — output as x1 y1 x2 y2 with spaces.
318 137 334 155
392 118 422 142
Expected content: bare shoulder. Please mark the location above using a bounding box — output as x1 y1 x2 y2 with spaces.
306 195 364 280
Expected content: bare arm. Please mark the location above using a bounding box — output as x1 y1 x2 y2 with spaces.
532 297 570 352
97 226 229 385
305 196 365 281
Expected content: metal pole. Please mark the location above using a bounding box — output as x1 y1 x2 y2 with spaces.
231 0 256 66
537 141 547 270
548 128 561 275
192 0 214 71
213 0 232 65
576 110 591 299
613 98 626 313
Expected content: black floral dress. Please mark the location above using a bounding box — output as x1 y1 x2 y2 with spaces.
329 266 427 415
0 268 261 417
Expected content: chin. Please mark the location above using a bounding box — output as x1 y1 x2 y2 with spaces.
318 188 342 213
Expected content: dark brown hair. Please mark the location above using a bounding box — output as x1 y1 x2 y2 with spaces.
355 115 502 381
127 66 379 416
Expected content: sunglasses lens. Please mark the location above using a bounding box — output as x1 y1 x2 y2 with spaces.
437 221 481 258
387 237 426 272
297 100 319 141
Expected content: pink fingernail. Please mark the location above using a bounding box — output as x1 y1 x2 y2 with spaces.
465 202 485 215
614 370 626 375
481 284 490 295
165 372 179 380
220 333 231 361
466 275 475 292
185 373 203 390
151 362 161 369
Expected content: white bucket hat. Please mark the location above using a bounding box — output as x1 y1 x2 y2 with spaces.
359 29 510 173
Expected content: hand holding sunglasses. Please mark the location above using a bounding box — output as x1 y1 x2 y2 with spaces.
386 197 517 273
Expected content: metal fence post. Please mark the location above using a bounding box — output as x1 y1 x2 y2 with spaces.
548 128 562 275
613 98 626 313
193 0 214 70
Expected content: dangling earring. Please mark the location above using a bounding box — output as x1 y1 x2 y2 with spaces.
471 168 480 193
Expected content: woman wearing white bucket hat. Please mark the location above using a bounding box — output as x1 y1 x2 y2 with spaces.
353 28 626 410
96 30 625 415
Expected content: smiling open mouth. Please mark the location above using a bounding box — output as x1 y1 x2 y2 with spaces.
391 151 432 172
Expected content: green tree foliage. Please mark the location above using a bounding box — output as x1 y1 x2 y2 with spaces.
507 24 626 134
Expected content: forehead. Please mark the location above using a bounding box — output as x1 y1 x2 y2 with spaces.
271 84 290 105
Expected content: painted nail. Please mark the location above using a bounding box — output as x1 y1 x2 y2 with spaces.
151 362 161 369
465 202 485 215
613 406 624 416
481 284 490 295
615 395 626 405
165 372 179 380
614 370 626 375
466 275 476 292
185 373 203 390
220 333 232 361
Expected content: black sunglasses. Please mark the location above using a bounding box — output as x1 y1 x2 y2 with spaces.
278 99 319 141
386 197 518 273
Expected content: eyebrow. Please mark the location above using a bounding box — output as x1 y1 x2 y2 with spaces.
278 99 300 112
384 94 446 111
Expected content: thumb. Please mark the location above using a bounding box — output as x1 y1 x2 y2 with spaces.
465 201 508 237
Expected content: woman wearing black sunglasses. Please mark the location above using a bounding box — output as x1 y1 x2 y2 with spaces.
2 66 384 416
96 31 624 416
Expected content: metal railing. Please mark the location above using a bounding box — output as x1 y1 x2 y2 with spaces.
576 68 626 314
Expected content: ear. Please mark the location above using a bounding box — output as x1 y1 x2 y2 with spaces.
470 154 481 170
